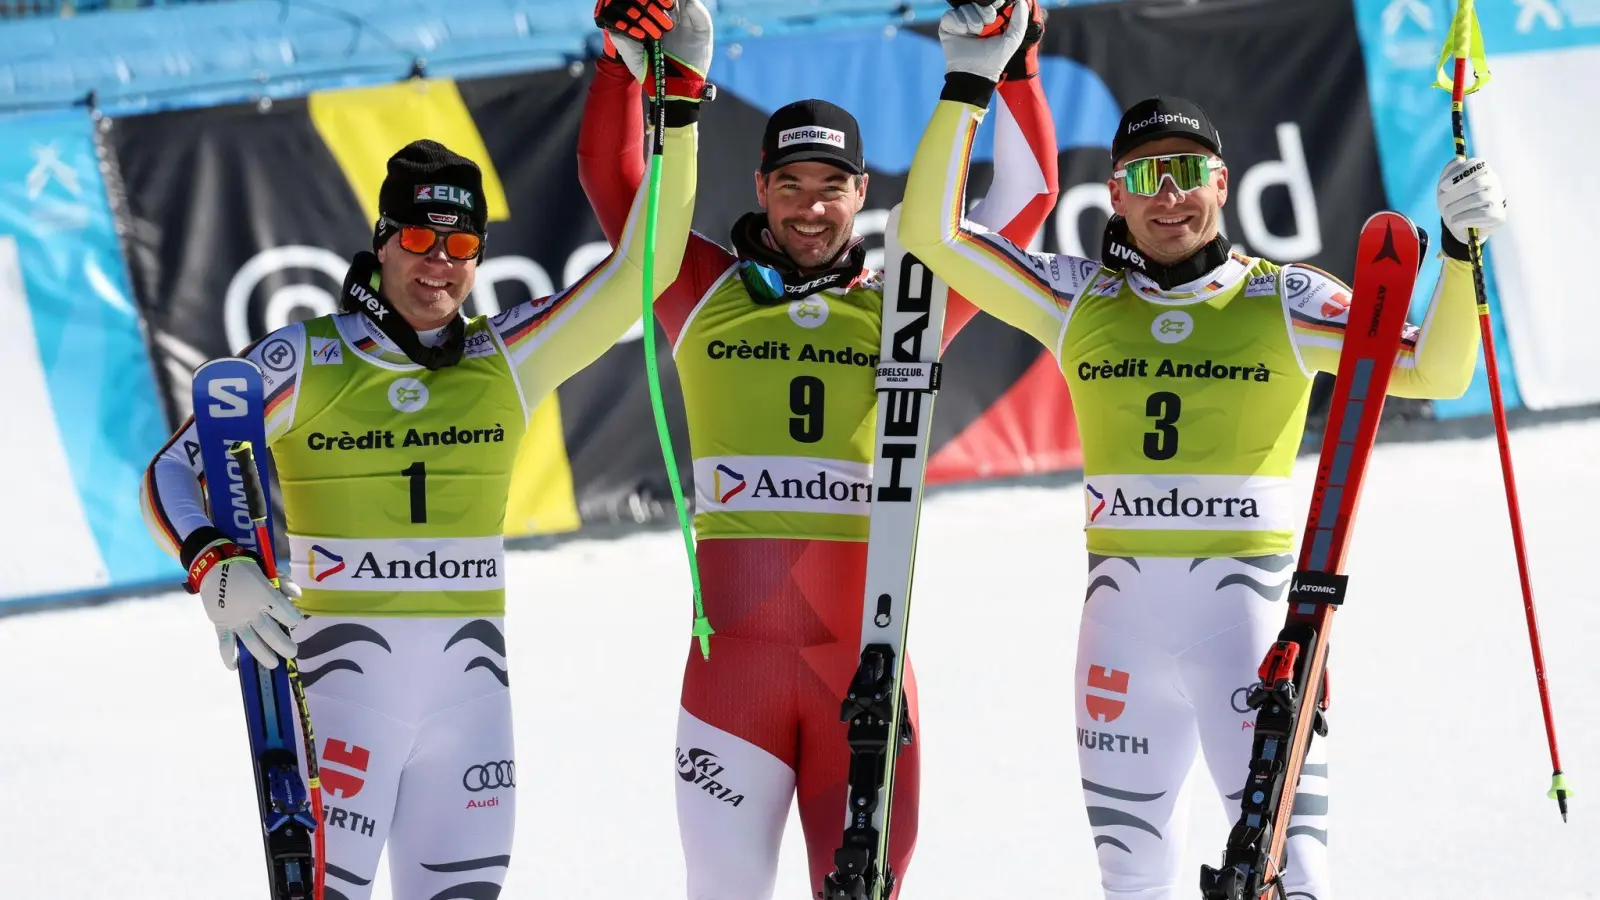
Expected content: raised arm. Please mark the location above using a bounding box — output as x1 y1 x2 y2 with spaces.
943 16 1061 346
576 12 734 345
900 16 1094 355
498 117 699 407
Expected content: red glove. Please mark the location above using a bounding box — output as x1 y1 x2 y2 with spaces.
1001 0 1046 81
594 0 676 43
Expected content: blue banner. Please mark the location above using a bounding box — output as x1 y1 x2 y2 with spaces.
1352 0 1522 418
0 108 176 606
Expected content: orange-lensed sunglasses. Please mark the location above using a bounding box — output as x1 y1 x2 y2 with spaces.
383 217 484 260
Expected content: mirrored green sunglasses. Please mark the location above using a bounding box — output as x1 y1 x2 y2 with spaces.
1113 153 1224 197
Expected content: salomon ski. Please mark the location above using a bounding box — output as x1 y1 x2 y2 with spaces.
192 357 324 900
1200 211 1424 899
821 205 948 900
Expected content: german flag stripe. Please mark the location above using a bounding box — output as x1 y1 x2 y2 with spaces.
263 376 296 419
501 262 605 351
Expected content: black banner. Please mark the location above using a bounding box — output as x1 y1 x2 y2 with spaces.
107 0 1402 538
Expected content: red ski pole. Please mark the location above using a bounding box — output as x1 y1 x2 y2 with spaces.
1435 0 1569 821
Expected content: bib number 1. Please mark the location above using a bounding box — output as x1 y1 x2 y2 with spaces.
402 461 428 523
1144 391 1181 460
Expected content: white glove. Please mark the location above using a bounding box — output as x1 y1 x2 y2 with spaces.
198 557 305 671
939 0 1031 82
608 0 713 92
1436 156 1508 245
610 32 649 83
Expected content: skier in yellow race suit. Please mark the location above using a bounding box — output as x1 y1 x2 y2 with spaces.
137 16 701 899
900 2 1510 898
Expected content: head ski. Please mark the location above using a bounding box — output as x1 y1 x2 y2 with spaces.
1200 211 1423 899
821 205 947 900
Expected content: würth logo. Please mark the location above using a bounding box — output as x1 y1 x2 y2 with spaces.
1085 665 1129 723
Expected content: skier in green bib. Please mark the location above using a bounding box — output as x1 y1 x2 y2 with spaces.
577 0 1058 894
138 17 702 897
898 2 1509 897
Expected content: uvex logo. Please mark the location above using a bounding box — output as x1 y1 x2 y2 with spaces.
1108 242 1146 268
348 282 388 320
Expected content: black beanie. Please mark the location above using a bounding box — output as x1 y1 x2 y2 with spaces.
376 140 488 240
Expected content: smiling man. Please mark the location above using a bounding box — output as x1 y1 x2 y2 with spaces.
576 0 1058 895
138 22 700 895
899 3 1510 898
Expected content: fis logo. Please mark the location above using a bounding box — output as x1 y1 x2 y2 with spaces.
311 337 343 366
309 544 346 582
714 465 747 503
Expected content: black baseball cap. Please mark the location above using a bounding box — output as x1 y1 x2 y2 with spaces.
377 139 488 236
759 99 865 176
1111 96 1223 164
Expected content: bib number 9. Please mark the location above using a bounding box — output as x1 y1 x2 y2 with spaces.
1143 391 1181 460
790 375 825 443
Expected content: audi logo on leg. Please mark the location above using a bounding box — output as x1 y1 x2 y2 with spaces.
462 760 515 792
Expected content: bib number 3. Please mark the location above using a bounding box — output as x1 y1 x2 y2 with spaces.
1143 391 1181 460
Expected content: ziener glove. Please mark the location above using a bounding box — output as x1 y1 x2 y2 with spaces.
185 531 305 671
1436 156 1507 260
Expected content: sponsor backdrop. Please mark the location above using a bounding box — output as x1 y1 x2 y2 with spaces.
1 0 1579 608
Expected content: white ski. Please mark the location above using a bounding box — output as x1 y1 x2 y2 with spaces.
822 203 949 900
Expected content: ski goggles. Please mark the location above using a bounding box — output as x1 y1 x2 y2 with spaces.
382 217 485 260
1113 153 1224 197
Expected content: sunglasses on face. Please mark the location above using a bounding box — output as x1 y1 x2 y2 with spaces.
1113 153 1225 197
383 217 484 260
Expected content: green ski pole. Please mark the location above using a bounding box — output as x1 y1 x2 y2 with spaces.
641 35 713 659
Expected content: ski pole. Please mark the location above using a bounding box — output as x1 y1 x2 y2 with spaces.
1432 0 1569 821
639 30 713 659
230 440 329 897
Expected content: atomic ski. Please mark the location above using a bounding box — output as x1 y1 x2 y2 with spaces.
1199 211 1425 899
821 205 947 900
192 357 325 900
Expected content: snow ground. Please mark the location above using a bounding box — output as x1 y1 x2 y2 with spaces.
3 418 1597 898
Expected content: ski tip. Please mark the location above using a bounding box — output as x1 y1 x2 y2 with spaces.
1362 210 1420 240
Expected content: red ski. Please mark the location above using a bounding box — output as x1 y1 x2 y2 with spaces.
1200 210 1423 899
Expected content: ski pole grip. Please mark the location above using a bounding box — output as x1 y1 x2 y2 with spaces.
228 440 268 522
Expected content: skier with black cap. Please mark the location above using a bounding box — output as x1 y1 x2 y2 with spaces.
138 13 700 896
578 0 1057 895
900 2 1509 897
